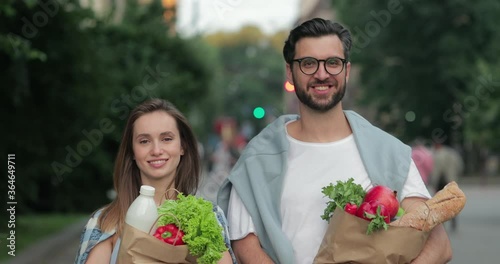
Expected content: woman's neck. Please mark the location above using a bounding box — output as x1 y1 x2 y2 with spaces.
141 177 176 206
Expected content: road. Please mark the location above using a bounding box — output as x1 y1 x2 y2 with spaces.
2 180 499 264
447 185 500 264
2 219 85 264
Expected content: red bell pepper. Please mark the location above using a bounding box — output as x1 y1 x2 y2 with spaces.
154 223 185 245
356 201 390 224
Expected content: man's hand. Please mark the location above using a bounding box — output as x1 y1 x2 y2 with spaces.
232 233 275 264
402 197 452 263
411 223 452 263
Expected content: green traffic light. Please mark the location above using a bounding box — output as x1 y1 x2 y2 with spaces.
253 107 265 119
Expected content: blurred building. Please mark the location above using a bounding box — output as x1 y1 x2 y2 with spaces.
80 0 177 34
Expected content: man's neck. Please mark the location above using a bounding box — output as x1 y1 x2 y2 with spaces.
287 104 352 143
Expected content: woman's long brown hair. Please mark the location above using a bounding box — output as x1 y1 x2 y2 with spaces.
98 98 200 234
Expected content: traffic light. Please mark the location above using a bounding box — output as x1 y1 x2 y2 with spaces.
253 107 266 119
284 81 294 92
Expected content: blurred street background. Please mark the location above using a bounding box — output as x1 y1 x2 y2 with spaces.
2 0 500 263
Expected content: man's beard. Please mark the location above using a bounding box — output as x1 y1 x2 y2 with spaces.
293 77 347 112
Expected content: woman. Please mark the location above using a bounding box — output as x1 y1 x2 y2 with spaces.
75 98 235 263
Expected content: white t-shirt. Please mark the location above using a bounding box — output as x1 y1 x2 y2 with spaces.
227 132 430 264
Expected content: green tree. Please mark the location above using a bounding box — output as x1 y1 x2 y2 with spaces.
203 27 286 136
463 61 500 152
1 0 217 213
334 0 500 147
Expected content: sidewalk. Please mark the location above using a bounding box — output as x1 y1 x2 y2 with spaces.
3 219 87 264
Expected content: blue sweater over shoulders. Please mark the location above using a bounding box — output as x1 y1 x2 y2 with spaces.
217 110 411 263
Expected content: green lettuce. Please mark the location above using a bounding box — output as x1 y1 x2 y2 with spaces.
157 193 226 264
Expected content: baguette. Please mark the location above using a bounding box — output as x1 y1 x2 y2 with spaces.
389 181 466 231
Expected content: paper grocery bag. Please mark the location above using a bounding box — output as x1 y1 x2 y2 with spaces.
117 223 196 264
314 208 429 264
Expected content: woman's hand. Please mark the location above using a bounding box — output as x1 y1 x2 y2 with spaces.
217 250 234 264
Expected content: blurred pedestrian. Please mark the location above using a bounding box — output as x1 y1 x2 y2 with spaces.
75 98 235 264
411 140 434 185
484 154 499 185
210 124 234 180
209 118 246 184
431 143 464 232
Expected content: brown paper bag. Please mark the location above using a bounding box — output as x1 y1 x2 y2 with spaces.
314 208 429 264
117 223 196 264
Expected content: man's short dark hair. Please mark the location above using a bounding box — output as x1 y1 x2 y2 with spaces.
283 18 352 65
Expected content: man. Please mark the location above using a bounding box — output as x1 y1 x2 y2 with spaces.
431 143 464 232
218 18 452 263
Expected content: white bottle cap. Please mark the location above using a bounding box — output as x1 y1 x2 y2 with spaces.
140 185 155 196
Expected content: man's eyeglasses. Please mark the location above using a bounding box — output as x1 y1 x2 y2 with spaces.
292 57 347 76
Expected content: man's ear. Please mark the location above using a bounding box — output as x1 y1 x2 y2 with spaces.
345 61 351 83
286 63 294 85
